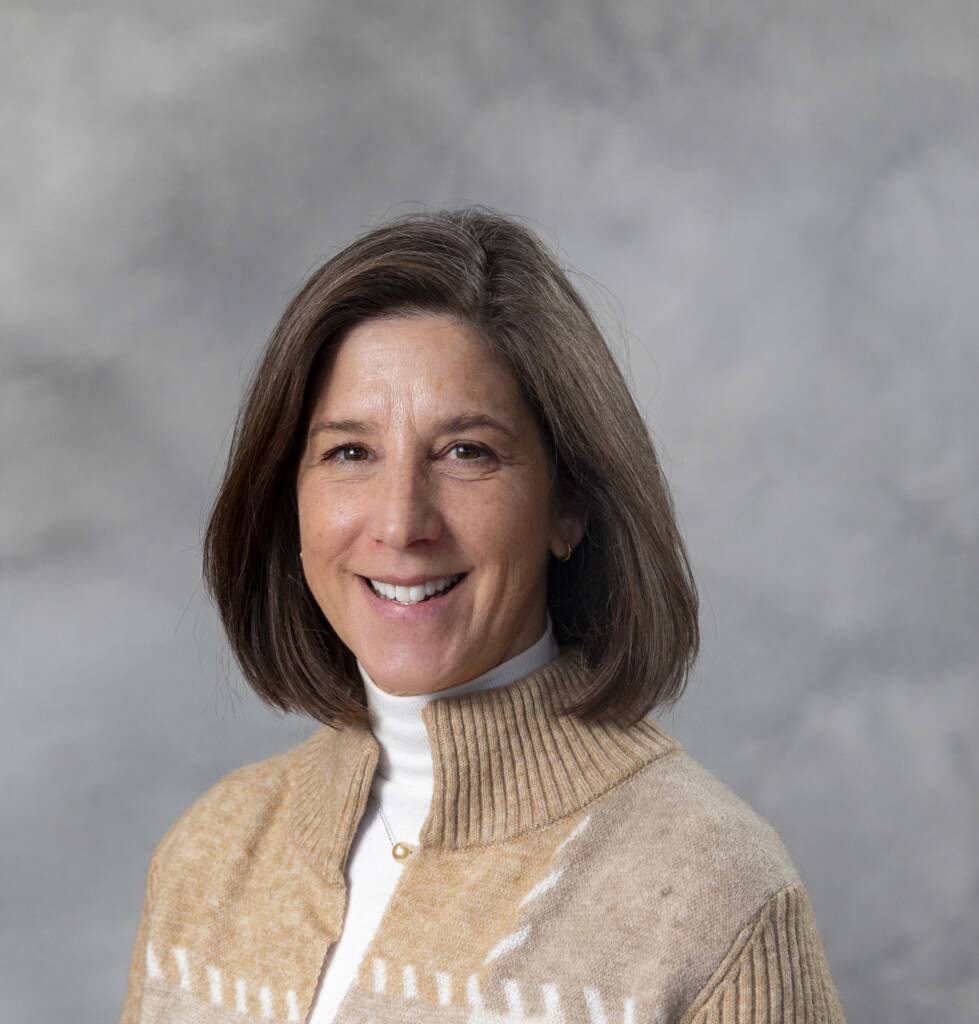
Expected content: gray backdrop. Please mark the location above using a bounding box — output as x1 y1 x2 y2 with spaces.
3 2 976 1021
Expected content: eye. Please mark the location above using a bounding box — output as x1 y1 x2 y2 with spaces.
448 442 494 461
318 441 496 465
321 444 368 463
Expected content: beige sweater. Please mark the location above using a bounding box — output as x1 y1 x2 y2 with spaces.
120 645 847 1023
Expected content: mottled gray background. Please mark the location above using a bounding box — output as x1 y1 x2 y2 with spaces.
2 1 977 1021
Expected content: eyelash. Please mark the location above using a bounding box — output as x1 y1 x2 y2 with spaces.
319 442 496 465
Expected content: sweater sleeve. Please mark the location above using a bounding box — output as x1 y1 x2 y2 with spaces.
118 852 157 1024
677 882 847 1024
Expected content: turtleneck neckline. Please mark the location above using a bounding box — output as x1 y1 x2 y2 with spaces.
356 611 560 789
290 632 683 886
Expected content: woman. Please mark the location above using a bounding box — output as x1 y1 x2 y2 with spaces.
120 207 847 1024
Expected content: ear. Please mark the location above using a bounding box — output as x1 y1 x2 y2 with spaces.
549 501 588 559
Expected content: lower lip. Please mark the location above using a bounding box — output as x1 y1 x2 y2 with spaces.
358 573 468 621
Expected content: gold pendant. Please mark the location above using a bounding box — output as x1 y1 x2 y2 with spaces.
392 842 415 862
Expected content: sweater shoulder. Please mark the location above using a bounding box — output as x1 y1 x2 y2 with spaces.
560 740 805 934
149 730 319 873
625 743 803 888
550 740 809 1016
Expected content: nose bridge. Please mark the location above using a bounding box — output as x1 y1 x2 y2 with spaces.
372 441 438 547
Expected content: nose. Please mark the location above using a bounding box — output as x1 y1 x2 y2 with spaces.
369 456 442 550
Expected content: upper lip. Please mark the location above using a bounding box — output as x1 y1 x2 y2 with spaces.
361 571 466 587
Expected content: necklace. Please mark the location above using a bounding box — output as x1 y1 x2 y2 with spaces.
370 790 416 862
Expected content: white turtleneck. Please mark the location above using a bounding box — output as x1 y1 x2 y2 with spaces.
308 611 561 1024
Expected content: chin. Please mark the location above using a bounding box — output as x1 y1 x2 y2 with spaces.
362 645 467 692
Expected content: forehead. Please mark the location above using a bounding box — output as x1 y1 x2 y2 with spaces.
312 314 526 417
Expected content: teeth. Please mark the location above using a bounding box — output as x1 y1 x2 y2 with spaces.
369 573 463 605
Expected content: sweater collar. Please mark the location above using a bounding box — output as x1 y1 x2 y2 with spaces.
357 611 560 788
291 642 682 885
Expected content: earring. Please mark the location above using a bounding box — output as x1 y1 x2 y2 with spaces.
556 539 573 562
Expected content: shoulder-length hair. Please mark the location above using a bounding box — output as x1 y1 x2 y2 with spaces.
202 206 699 730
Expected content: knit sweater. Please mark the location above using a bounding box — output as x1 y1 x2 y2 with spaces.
119 644 847 1024
311 615 560 1022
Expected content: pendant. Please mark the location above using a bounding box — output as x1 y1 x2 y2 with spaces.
392 842 415 862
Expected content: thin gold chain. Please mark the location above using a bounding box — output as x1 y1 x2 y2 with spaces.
370 790 416 860
372 790 396 844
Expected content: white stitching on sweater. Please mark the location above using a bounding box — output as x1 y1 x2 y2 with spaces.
372 956 387 994
503 978 525 1015
467 987 640 1024
483 923 531 964
145 942 162 979
143 936 645 1022
466 972 485 1008
258 984 274 1018
435 970 453 1005
467 979 562 1022
518 867 563 907
146 942 303 1020
206 965 222 1005
234 977 247 1013
583 985 608 1023
540 982 561 1017
483 812 593 969
554 812 593 856
173 946 190 990
361 955 644 1023
286 989 301 1022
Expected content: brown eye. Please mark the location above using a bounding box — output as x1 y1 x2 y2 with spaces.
450 442 493 461
323 444 368 462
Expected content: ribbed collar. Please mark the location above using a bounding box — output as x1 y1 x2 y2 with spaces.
291 643 683 886
358 611 560 788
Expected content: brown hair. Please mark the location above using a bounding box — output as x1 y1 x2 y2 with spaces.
202 205 699 729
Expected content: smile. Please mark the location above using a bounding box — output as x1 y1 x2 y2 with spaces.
362 572 467 607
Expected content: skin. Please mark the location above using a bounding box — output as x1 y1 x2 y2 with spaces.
295 313 585 696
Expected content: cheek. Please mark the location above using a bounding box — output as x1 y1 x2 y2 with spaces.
297 485 361 549
450 483 550 551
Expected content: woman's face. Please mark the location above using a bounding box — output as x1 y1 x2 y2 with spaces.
296 313 583 696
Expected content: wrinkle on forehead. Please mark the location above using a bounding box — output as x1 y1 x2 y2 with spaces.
311 315 526 431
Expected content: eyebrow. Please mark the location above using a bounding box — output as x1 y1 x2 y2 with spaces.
307 412 517 443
